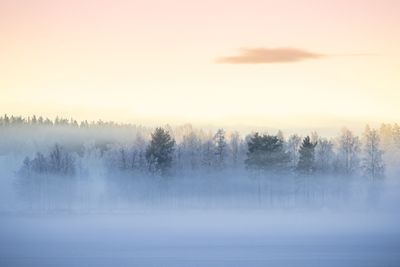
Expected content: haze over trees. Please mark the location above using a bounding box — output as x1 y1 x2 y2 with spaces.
245 133 289 172
336 128 361 176
1 114 400 211
362 126 384 181
15 144 77 210
146 128 175 176
296 136 317 175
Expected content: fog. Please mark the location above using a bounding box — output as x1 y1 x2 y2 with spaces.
0 120 400 266
1 211 400 266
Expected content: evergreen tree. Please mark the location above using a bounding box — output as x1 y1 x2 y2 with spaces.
245 133 289 172
146 127 175 176
296 136 317 175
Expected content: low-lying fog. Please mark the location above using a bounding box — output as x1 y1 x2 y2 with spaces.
1 211 400 267
0 120 399 266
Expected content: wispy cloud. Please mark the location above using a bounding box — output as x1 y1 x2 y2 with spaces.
216 47 325 64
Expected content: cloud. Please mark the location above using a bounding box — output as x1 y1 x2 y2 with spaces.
216 47 325 64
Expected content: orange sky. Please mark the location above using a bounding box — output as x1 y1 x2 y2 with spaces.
1 0 399 129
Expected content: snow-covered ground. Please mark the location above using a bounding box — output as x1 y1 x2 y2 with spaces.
1 210 399 267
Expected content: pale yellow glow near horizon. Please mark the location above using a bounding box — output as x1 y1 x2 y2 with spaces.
1 0 399 130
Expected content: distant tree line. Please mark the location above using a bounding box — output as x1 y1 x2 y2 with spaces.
12 114 400 210
0 114 135 128
10 112 399 181
16 124 392 180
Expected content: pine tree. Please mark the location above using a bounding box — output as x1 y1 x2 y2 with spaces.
296 136 317 175
245 133 289 172
146 128 175 176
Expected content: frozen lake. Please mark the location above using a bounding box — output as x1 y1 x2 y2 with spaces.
1 210 399 267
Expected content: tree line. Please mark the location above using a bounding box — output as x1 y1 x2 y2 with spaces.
12 117 400 210
18 125 390 180
0 114 133 128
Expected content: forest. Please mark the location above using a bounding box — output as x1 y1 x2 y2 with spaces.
1 114 400 211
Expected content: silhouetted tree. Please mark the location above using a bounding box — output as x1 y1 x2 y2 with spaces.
296 136 317 175
146 128 175 176
245 133 289 172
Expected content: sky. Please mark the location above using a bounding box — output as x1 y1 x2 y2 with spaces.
1 0 399 130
